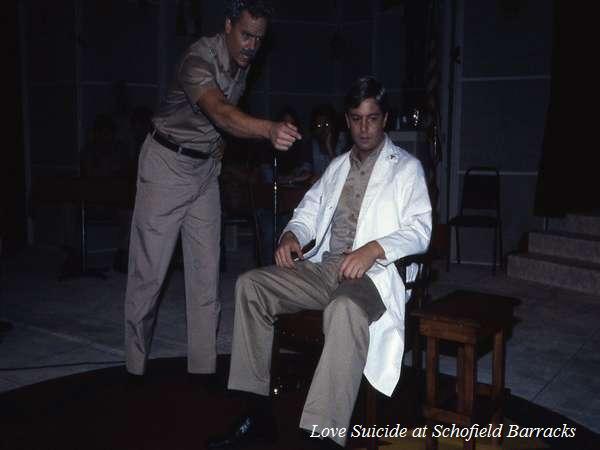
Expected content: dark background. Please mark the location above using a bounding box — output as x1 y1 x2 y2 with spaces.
8 0 561 265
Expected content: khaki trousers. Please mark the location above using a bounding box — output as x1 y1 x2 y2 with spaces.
228 257 385 447
125 135 221 375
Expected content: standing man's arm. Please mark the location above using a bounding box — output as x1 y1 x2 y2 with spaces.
197 87 301 151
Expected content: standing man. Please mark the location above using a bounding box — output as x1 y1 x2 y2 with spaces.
125 0 300 378
208 76 431 449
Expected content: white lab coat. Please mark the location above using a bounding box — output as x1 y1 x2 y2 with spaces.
282 135 432 396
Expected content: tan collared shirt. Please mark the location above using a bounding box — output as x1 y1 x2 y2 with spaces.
153 33 248 155
327 139 385 256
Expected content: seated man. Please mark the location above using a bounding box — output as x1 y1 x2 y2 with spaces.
209 76 432 449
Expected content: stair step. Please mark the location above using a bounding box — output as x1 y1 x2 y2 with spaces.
529 231 600 265
507 252 600 296
549 214 600 237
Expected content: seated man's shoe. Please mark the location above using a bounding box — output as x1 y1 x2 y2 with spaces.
206 414 278 448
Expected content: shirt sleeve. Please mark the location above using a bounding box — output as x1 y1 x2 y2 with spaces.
177 54 219 107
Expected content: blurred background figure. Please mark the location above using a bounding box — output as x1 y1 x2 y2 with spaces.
295 104 349 185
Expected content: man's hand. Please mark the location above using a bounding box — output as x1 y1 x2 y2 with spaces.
275 231 303 268
270 122 302 151
339 241 385 280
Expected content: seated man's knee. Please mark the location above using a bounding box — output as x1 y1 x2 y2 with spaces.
236 269 262 292
234 268 271 303
324 295 368 323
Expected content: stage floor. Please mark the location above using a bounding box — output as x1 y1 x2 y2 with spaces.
0 355 594 450
1 240 599 448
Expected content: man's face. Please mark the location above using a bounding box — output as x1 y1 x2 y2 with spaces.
345 98 387 154
225 10 267 69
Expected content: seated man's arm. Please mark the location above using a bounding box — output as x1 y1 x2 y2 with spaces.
374 160 432 266
274 231 303 268
280 172 326 249
275 175 325 268
339 159 432 279
339 241 385 280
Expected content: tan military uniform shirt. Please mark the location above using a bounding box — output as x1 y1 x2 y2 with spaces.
327 140 385 256
153 33 248 155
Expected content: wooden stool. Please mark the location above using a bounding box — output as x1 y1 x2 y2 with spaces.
411 290 517 450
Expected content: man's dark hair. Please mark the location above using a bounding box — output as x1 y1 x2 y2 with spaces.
225 0 274 23
344 76 389 114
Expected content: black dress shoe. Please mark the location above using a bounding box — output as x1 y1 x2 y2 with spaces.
206 414 278 448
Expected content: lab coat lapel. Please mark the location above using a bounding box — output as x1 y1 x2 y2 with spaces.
318 156 350 235
356 138 395 227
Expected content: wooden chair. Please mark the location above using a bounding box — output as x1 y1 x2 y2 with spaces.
270 252 432 450
220 178 263 269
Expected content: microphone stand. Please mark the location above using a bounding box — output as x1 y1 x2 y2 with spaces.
272 151 278 256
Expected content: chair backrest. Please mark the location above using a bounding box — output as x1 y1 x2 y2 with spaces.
394 252 432 310
460 166 501 216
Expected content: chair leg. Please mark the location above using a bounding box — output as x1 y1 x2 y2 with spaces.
492 226 497 275
270 332 281 396
252 212 263 267
425 337 439 450
411 327 423 416
499 223 504 270
365 385 378 450
220 223 227 272
446 225 452 272
455 226 461 265
412 317 422 374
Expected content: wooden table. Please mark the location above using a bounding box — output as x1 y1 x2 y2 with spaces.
411 290 518 450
